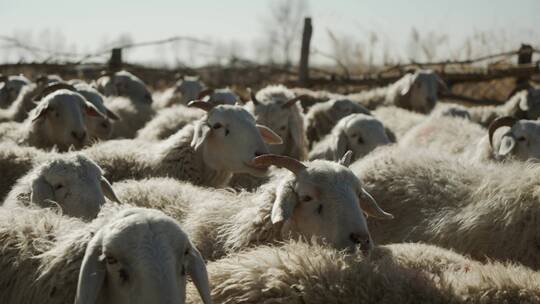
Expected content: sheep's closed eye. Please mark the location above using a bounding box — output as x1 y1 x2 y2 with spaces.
517 136 526 142
301 195 312 202
54 184 63 191
105 256 118 264
357 136 364 144
212 123 222 129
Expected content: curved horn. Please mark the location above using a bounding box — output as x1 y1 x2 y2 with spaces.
188 100 216 112
488 116 518 147
249 88 259 105
33 83 77 101
197 88 214 100
282 95 307 108
253 154 307 175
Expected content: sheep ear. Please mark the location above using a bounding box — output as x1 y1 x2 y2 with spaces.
30 175 54 205
359 188 393 220
338 150 353 167
85 102 107 119
100 177 121 203
75 231 105 304
191 121 211 151
256 124 282 145
271 180 297 224
400 74 415 96
518 94 529 111
384 127 397 143
30 102 50 122
105 108 119 120
187 246 212 304
333 131 349 162
498 135 516 156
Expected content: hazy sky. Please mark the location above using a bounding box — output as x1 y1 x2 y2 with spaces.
1 0 538 65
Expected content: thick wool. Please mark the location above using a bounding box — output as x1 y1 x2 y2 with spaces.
372 106 426 140
104 96 156 139
186 241 540 304
136 105 204 141
351 145 540 270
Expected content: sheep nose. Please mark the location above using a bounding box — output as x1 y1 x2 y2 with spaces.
350 233 371 252
71 130 87 142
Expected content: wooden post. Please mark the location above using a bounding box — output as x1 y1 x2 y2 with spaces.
512 43 533 98
109 48 123 72
299 17 312 86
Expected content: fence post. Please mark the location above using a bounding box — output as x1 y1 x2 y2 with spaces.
109 48 123 72
512 43 533 97
299 17 312 86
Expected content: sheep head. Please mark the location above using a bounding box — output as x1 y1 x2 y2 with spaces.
174 76 204 104
75 83 119 140
96 70 152 104
333 114 391 162
253 153 393 254
24 154 119 220
397 70 446 113
30 90 105 151
489 116 540 161
75 208 211 304
188 101 282 177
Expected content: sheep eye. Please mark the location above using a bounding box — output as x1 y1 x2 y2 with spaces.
301 195 312 202
279 125 287 131
357 137 364 144
184 247 190 256
105 256 118 264
118 268 129 283
317 204 323 215
54 184 63 190
225 128 230 136
101 122 109 129
517 136 526 142
212 123 222 129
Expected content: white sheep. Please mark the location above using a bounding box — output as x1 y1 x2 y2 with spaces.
347 69 447 113
0 205 212 304
186 240 540 304
246 85 308 160
73 83 119 140
400 115 540 162
83 101 282 186
136 105 204 141
0 89 105 151
351 145 540 269
468 88 540 127
198 87 239 105
153 75 204 109
112 153 393 260
2 154 120 220
309 113 391 161
304 98 371 147
95 71 155 138
0 74 31 108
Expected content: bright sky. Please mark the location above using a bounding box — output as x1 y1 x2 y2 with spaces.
0 0 538 66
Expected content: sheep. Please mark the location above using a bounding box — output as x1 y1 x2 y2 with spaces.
0 205 212 304
36 73 64 86
372 106 426 140
0 74 31 108
304 98 371 147
430 102 471 120
308 113 391 162
111 153 394 260
401 115 540 162
83 101 282 186
351 145 540 269
153 75 204 109
186 240 540 304
94 71 155 138
290 87 345 108
136 105 204 141
72 83 119 140
347 69 447 113
198 87 239 105
468 88 540 126
0 89 106 151
2 154 120 220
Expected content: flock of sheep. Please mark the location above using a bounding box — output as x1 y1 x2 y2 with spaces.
0 68 540 303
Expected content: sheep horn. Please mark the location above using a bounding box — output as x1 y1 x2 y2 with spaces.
33 83 77 101
282 95 307 109
197 88 215 99
188 100 215 112
488 116 518 147
249 88 259 105
253 154 307 175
